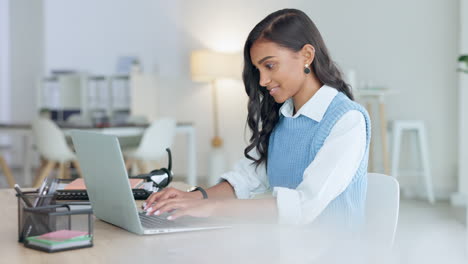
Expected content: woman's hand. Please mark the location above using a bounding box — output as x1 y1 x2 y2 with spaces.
146 198 220 220
143 187 202 211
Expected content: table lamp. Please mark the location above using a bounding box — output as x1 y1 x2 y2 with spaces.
190 50 242 185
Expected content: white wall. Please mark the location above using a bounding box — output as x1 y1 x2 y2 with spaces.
1 0 44 168
313 0 460 196
44 0 183 76
36 0 460 194
9 0 44 122
0 0 11 124
457 0 468 199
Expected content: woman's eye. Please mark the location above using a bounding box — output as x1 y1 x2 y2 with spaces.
265 63 274 69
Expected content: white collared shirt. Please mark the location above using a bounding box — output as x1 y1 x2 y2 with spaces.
220 85 367 224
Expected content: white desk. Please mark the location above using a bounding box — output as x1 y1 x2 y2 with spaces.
0 123 198 186
0 185 333 263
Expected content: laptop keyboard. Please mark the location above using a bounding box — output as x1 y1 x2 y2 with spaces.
56 189 152 200
138 212 188 229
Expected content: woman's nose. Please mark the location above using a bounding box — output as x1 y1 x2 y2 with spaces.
259 73 271 87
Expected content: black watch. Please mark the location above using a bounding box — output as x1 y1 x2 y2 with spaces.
188 186 208 199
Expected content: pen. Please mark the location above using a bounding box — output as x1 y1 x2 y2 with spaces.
14 184 33 208
34 179 49 207
37 178 48 194
22 223 33 241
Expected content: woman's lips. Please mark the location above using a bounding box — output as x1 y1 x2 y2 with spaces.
269 87 279 96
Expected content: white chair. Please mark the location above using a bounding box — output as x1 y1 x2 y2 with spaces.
366 173 400 249
0 153 15 188
124 118 176 174
390 120 435 203
31 118 82 188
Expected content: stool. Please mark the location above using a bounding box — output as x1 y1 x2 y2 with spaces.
0 154 16 188
390 120 435 203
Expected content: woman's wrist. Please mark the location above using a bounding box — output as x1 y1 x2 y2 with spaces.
186 189 204 200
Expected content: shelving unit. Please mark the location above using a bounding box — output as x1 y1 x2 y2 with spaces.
37 74 131 124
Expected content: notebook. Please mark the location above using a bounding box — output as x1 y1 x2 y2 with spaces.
26 230 92 251
63 178 144 190
37 230 88 241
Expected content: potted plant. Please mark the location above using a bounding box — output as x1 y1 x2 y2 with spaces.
459 55 468 73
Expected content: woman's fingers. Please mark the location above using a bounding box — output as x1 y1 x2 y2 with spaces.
144 187 178 209
153 199 218 219
148 199 185 216
167 201 215 220
144 189 209 215
144 188 166 207
167 209 187 220
146 198 175 215
158 188 182 202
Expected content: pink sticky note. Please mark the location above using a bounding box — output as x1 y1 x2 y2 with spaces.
38 230 88 241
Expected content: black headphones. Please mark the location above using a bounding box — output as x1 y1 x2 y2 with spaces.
130 148 173 190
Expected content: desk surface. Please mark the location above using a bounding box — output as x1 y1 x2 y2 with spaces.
1 184 321 264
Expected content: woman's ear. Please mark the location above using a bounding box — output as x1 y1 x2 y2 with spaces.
300 44 315 65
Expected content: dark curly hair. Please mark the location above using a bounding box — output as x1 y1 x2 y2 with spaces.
243 8 354 167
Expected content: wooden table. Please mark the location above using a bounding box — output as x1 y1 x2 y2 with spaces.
0 122 198 186
0 184 330 264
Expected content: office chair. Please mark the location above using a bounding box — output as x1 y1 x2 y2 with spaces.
31 118 82 188
124 118 176 174
365 173 400 249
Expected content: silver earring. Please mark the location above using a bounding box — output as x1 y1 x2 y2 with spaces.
304 64 311 74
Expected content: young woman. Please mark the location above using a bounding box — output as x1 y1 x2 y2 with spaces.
144 8 371 229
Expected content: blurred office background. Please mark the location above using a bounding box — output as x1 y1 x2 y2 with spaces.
0 0 467 262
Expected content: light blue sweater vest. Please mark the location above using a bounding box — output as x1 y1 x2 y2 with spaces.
267 92 371 229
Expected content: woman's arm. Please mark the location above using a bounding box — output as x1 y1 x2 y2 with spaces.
218 154 269 199
150 197 278 223
144 156 268 210
186 180 236 199
205 180 236 199
144 181 235 209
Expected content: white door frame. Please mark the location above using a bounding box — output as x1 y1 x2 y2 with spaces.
0 0 11 124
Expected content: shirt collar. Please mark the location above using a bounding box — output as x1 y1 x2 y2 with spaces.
279 85 338 122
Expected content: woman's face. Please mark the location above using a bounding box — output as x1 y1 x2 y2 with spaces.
250 40 309 103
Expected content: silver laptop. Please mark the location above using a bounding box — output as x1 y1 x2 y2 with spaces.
70 130 228 235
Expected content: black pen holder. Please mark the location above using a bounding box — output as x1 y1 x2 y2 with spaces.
17 191 94 252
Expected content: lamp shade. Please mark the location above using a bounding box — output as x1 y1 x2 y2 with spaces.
190 50 242 82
